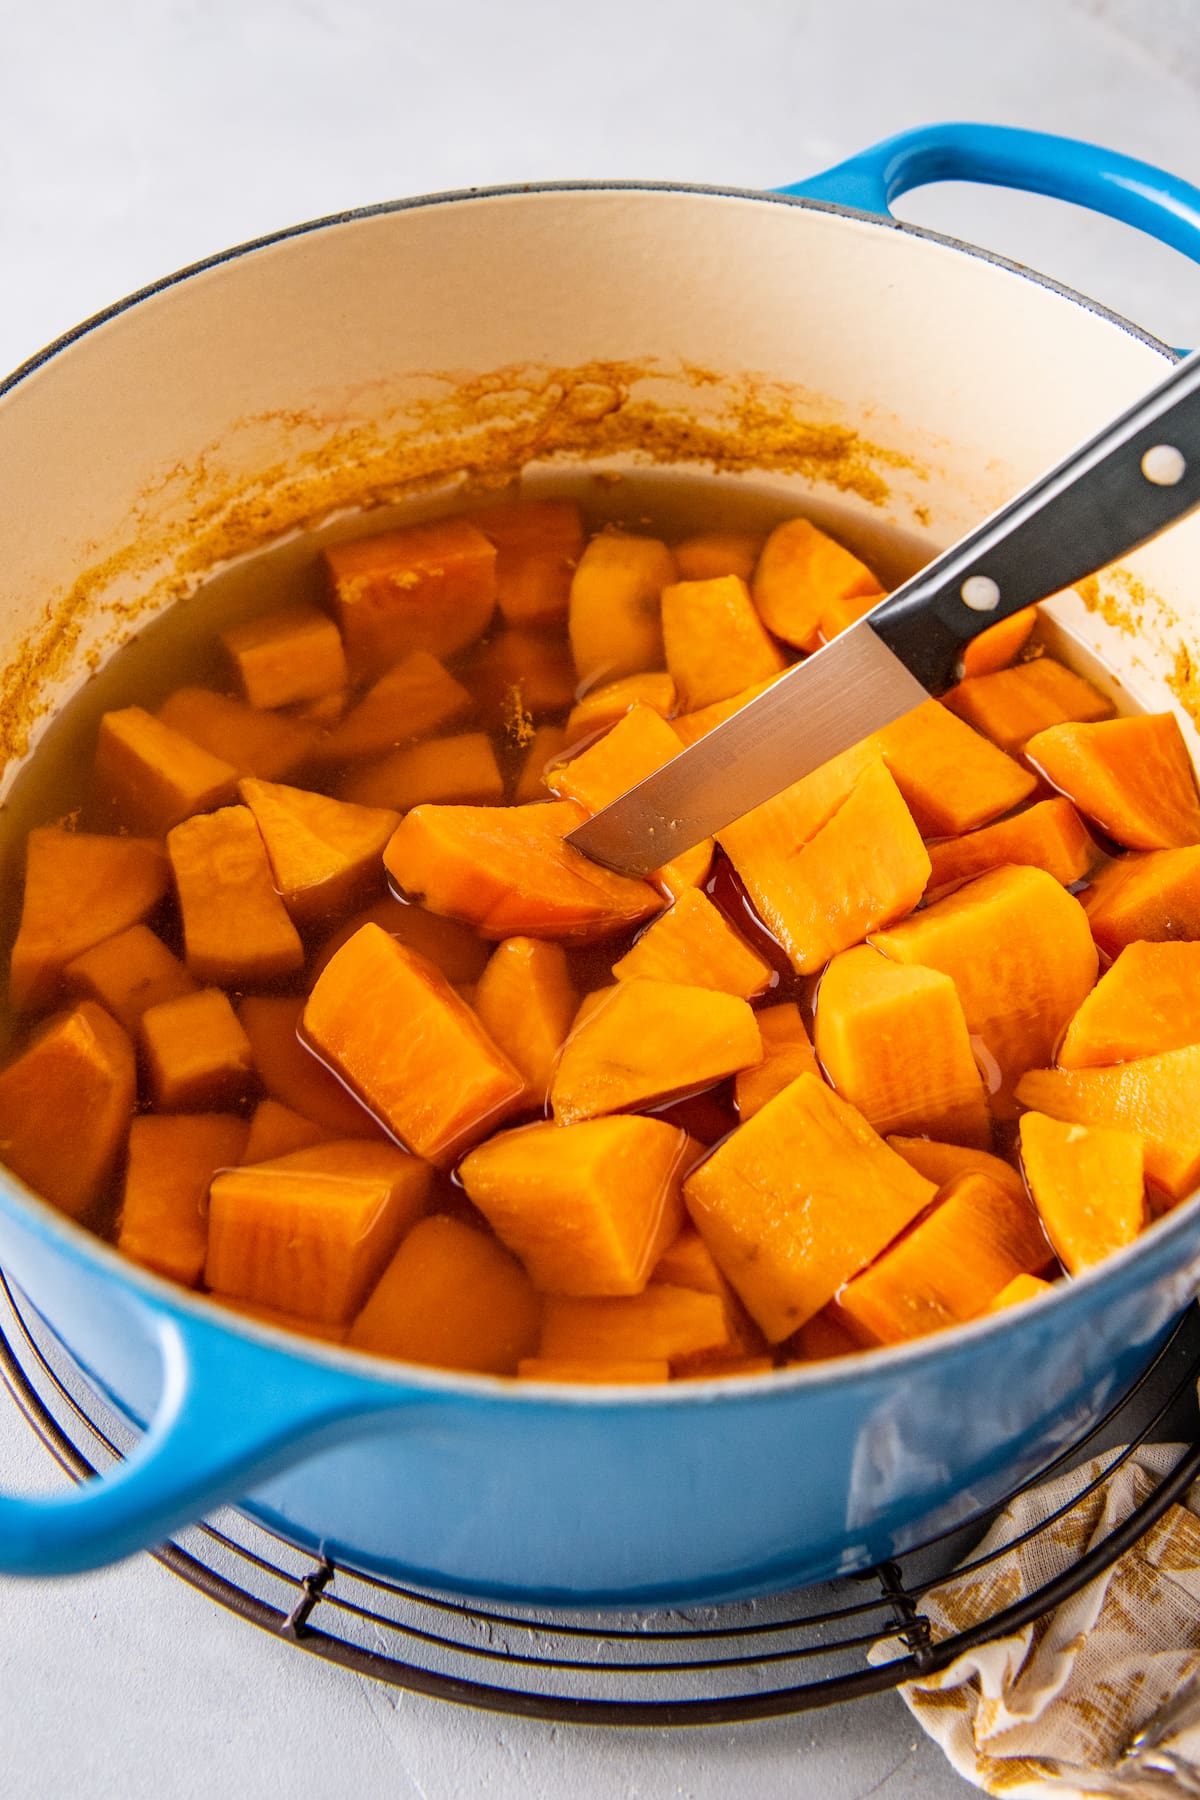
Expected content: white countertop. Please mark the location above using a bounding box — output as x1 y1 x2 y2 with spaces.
2 2 1199 1795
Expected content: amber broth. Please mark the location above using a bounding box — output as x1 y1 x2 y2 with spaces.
0 468 1093 1262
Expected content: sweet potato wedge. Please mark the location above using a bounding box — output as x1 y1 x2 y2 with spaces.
238 994 382 1139
94 706 239 835
468 498 585 629
118 1113 248 1287
207 1139 433 1325
925 797 1098 898
959 606 1038 679
1025 713 1200 850
815 944 991 1146
0 1002 136 1220
1015 1047 1200 1202
750 517 882 653
383 799 663 941
318 650 473 764
158 687 317 781
459 1115 690 1295
324 516 497 676
1082 847 1200 958
871 865 1098 1116
673 530 762 584
337 733 503 812
1018 1111 1145 1273
347 1214 541 1373
568 532 675 685
661 575 786 711
63 924 197 1036
611 887 773 998
10 827 170 1013
302 924 524 1164
1058 941 1200 1068
885 1135 1027 1204
308 895 489 988
941 657 1114 754
836 1172 1050 1344
241 1098 327 1164
550 978 761 1125
238 777 398 926
872 699 1037 837
472 937 577 1105
167 805 304 986
140 987 254 1111
222 603 348 710
682 1073 936 1340
733 1003 819 1121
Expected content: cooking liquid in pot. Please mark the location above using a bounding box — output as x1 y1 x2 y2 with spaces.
0 475 1192 1380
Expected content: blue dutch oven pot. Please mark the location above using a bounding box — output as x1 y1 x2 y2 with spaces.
2 124 1200 1604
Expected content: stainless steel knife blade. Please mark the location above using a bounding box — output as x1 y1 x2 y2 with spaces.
564 620 930 877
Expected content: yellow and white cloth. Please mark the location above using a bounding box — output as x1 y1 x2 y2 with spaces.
871 1445 1200 1797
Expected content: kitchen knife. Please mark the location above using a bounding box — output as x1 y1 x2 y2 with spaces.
566 346 1200 878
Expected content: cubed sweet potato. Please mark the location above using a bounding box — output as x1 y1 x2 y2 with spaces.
168 805 304 986
94 706 239 835
140 988 254 1111
661 575 786 711
472 937 577 1106
336 733 503 812
63 924 197 1036
468 498 585 628
611 887 773 998
222 604 348 710
1018 1111 1145 1274
324 516 497 676
0 1002 136 1220
10 827 170 1013
568 533 674 685
318 650 473 764
158 687 317 781
733 1003 819 1121
117 1113 248 1287
238 777 398 926
751 517 882 653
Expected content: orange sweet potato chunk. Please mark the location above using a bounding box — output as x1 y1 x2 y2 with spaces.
871 865 1098 1116
885 1136 1027 1203
63 924 197 1035
1058 941 1200 1069
337 733 503 812
815 944 990 1147
94 706 239 835
734 1003 819 1121
168 805 304 986
242 1098 327 1164
550 978 761 1125
117 1113 249 1287
459 1115 690 1295
872 699 1036 837
548 703 714 898
309 895 488 988
207 1139 433 1325
564 672 677 745
926 798 1098 898
986 1273 1054 1313
1025 713 1200 851
1015 1047 1200 1202
0 1002 136 1220
836 1172 1050 1345
238 778 398 926
959 606 1038 679
324 516 497 676
140 988 254 1111
683 1073 937 1340
720 757 930 976
303 924 524 1165
568 533 675 685
612 887 772 998
941 657 1114 754
468 498 585 628
517 1358 670 1383
159 688 317 781
661 575 786 712
239 995 382 1139
673 531 763 584
318 650 473 764
1082 847 1200 958
472 937 577 1105
514 724 570 804
1018 1111 1145 1274
471 629 578 719
383 800 663 941
538 1284 731 1363
751 517 882 653
347 1214 541 1373
10 827 170 1013
222 604 348 710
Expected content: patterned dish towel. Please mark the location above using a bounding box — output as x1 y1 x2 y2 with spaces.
869 1444 1200 1797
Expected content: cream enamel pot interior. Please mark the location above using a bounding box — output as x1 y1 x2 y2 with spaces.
2 125 1200 1605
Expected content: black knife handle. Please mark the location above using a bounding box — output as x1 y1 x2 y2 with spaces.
869 346 1200 693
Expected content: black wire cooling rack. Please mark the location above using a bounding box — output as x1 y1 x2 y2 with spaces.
4 1263 1200 1726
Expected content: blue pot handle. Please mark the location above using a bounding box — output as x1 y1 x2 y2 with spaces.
782 122 1200 268
0 1295 396 1576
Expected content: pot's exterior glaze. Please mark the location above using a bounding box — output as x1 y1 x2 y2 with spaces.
3 128 1200 1602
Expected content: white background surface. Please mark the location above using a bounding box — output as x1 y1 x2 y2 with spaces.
1 2 1199 1795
